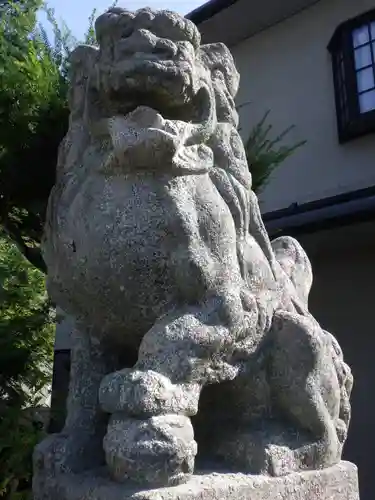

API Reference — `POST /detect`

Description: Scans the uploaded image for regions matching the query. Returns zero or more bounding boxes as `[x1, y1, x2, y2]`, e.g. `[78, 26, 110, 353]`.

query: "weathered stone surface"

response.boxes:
[34, 4, 356, 497]
[33, 461, 359, 500]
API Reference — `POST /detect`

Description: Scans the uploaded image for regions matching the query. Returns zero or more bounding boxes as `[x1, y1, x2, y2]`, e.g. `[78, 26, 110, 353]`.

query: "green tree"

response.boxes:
[0, 0, 71, 272]
[0, 232, 54, 499]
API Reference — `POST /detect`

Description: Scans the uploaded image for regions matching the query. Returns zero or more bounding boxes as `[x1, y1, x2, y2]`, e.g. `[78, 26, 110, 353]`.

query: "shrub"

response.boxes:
[0, 233, 54, 498]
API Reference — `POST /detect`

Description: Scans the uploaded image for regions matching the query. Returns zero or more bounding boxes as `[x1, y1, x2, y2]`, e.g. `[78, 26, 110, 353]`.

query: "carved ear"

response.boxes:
[66, 45, 99, 120]
[68, 44, 99, 80]
[95, 8, 135, 45]
[199, 42, 239, 98]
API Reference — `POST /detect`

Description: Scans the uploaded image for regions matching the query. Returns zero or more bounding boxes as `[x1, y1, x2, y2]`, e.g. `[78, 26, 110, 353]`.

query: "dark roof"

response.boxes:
[186, 0, 240, 25]
[263, 185, 375, 237]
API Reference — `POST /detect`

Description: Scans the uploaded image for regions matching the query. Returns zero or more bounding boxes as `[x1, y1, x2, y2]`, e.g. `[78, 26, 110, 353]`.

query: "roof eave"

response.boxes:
[263, 186, 375, 237]
[186, 0, 239, 24]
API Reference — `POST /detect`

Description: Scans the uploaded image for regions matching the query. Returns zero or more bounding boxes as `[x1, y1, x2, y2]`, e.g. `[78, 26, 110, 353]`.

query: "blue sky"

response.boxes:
[40, 1, 205, 40]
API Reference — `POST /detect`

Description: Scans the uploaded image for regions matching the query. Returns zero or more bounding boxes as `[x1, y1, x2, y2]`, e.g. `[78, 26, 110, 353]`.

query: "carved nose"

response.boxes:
[115, 29, 177, 59]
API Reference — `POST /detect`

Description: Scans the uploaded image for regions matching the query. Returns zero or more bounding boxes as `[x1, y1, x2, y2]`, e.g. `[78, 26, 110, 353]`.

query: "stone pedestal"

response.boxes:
[34, 461, 359, 500]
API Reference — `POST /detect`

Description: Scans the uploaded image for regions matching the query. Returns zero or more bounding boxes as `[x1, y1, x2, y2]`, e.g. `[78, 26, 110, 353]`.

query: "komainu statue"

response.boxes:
[34, 6, 353, 492]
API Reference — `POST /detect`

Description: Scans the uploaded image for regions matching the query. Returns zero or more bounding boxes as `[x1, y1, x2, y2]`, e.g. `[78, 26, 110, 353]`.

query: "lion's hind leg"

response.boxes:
[267, 310, 343, 475]
[206, 309, 344, 476]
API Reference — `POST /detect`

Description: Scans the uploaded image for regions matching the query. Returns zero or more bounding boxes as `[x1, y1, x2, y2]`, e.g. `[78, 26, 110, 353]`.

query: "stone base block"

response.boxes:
[34, 461, 359, 500]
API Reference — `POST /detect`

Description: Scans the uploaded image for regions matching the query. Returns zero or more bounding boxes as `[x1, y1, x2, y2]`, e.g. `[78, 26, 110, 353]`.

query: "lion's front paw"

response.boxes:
[103, 413, 197, 487]
[99, 369, 200, 417]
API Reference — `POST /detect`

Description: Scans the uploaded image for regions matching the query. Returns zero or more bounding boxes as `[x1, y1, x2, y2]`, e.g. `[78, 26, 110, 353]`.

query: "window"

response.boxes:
[328, 9, 375, 143]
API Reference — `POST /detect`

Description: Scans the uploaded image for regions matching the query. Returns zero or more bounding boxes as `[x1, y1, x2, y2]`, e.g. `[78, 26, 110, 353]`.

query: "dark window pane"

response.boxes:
[354, 44, 372, 69]
[353, 24, 370, 47]
[359, 89, 375, 113]
[356, 67, 375, 92]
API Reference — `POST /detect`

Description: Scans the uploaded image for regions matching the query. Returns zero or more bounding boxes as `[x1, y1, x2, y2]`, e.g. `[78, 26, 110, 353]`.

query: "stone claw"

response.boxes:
[103, 413, 197, 487]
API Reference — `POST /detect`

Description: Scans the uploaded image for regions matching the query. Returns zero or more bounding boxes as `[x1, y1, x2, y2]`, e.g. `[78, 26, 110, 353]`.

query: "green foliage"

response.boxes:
[0, 406, 45, 500]
[0, 235, 54, 404]
[0, 233, 54, 499]
[40, 4, 78, 75]
[84, 8, 98, 46]
[242, 109, 306, 194]
[0, 0, 70, 272]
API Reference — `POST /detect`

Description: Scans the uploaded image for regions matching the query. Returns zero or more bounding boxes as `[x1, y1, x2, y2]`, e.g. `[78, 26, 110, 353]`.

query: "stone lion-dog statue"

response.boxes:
[34, 6, 353, 490]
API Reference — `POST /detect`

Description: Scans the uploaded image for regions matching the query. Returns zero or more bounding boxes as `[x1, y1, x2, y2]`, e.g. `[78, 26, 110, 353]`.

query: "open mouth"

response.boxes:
[107, 87, 192, 121]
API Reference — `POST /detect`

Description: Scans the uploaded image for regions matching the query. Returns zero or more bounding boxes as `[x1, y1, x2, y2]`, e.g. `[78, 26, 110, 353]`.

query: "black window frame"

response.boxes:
[328, 9, 375, 143]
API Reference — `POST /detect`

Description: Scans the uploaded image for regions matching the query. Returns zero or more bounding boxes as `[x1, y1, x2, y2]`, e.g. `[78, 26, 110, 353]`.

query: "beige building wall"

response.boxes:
[232, 0, 375, 212]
